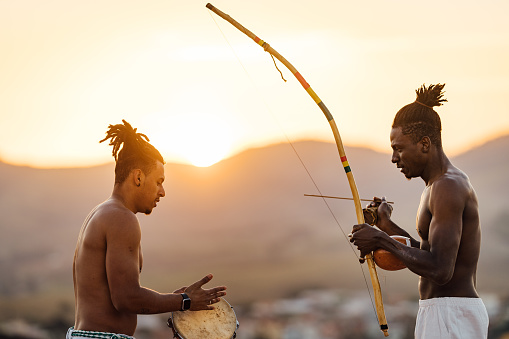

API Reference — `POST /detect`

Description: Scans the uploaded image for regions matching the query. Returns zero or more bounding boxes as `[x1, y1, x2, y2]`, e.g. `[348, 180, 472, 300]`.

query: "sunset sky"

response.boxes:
[1, 0, 508, 168]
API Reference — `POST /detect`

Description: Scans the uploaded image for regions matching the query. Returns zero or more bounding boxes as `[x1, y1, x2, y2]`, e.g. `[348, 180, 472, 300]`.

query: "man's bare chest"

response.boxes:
[417, 190, 432, 248]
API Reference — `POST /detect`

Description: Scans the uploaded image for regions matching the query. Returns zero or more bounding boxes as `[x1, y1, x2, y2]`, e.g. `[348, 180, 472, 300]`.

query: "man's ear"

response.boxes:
[420, 136, 431, 153]
[131, 169, 144, 187]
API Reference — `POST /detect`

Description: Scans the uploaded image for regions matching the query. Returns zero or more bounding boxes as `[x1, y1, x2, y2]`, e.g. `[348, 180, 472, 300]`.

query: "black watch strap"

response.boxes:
[180, 293, 191, 311]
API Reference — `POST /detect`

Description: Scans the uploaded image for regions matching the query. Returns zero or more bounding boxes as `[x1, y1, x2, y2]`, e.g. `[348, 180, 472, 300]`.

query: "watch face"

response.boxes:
[183, 298, 191, 310]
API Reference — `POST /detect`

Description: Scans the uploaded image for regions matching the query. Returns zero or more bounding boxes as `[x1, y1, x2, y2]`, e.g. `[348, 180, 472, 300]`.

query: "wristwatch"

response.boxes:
[180, 293, 191, 311]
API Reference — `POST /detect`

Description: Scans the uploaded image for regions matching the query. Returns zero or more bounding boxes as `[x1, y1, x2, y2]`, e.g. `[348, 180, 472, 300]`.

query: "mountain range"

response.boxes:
[1, 136, 508, 322]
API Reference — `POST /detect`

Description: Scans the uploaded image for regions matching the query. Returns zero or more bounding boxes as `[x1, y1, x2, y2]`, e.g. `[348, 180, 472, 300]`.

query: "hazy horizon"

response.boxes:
[2, 132, 508, 170]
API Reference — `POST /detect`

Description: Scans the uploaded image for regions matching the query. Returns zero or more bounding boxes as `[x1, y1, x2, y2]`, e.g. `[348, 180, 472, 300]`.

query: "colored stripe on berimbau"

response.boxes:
[306, 87, 321, 104]
[340, 156, 347, 162]
[344, 166, 352, 173]
[342, 160, 349, 168]
[294, 72, 310, 89]
[319, 102, 333, 121]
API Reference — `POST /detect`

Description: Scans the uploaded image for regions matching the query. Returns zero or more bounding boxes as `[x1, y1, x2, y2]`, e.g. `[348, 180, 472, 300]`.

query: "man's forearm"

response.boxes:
[113, 286, 183, 314]
[380, 219, 420, 248]
[380, 238, 455, 285]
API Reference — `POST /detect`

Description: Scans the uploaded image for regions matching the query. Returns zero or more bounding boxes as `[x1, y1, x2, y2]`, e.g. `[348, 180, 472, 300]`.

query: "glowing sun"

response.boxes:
[148, 112, 234, 167]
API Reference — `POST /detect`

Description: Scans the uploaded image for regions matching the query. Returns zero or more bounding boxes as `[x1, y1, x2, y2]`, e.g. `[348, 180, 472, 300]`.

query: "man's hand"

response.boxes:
[367, 196, 393, 231]
[184, 274, 227, 311]
[350, 223, 386, 258]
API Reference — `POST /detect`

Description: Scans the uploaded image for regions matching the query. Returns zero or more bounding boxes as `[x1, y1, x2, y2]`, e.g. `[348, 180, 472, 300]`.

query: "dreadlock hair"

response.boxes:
[392, 83, 447, 147]
[100, 120, 165, 184]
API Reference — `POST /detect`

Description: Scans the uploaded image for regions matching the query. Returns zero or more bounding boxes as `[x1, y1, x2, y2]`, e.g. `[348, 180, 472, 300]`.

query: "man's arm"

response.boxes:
[407, 178, 465, 284]
[377, 205, 420, 248]
[105, 209, 226, 314]
[352, 179, 465, 285]
[370, 197, 420, 248]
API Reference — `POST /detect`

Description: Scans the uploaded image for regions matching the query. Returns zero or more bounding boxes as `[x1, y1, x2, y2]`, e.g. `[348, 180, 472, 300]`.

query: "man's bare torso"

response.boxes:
[73, 200, 142, 335]
[416, 166, 481, 300]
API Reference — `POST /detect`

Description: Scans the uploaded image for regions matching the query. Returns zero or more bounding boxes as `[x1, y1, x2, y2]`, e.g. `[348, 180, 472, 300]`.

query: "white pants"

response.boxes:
[66, 327, 135, 339]
[415, 297, 488, 339]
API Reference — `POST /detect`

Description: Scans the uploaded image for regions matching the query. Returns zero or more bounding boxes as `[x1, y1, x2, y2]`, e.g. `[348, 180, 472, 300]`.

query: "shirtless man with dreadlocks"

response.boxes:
[350, 84, 489, 338]
[68, 120, 227, 339]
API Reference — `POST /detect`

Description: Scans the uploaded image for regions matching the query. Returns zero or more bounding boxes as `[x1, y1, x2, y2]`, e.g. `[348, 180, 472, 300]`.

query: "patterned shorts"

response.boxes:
[66, 327, 135, 339]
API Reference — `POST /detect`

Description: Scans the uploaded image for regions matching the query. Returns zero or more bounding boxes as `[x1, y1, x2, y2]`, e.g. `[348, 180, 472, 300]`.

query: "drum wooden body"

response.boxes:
[170, 298, 238, 339]
[373, 235, 410, 271]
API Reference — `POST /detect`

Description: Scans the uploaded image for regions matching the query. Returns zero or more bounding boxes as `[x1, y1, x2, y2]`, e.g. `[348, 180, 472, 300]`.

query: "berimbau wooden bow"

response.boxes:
[206, 3, 389, 336]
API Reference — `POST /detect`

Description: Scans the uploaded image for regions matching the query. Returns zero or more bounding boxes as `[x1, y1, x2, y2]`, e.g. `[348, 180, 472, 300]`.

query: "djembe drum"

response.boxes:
[168, 298, 239, 339]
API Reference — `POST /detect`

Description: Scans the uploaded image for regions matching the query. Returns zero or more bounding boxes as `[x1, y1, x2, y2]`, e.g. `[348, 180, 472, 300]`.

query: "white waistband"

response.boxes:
[419, 297, 484, 307]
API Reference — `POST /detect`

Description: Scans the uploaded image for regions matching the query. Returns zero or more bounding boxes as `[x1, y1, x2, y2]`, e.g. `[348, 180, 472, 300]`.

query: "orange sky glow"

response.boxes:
[1, 0, 508, 168]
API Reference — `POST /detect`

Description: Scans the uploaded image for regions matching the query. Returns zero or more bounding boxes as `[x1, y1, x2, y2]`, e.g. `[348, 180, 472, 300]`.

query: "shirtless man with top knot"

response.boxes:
[350, 84, 489, 338]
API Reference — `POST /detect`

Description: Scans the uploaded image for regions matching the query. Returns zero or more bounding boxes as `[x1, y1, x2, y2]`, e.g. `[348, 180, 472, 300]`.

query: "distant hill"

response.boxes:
[0, 136, 508, 321]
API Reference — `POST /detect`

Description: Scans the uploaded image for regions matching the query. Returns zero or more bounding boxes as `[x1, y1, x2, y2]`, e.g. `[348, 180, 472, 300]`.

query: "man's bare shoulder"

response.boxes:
[433, 167, 472, 194]
[86, 199, 141, 236]
[429, 167, 473, 212]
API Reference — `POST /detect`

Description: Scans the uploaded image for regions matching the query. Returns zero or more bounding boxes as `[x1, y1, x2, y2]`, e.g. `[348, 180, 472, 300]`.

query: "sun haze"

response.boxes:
[141, 110, 236, 168]
[1, 1, 508, 168]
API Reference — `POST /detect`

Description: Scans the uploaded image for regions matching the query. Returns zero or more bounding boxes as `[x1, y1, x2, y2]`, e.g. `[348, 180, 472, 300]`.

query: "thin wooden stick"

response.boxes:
[304, 194, 394, 204]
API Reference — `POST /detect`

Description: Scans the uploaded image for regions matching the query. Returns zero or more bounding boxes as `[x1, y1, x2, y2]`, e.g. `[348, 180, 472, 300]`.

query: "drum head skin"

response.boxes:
[172, 298, 237, 339]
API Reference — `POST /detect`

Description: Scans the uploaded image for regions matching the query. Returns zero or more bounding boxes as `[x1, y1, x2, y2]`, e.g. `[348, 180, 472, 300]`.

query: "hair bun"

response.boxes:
[99, 120, 150, 161]
[415, 83, 447, 108]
